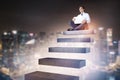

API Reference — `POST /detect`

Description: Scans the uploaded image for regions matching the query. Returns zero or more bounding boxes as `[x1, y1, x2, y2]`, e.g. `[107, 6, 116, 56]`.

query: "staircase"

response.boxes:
[25, 30, 96, 80]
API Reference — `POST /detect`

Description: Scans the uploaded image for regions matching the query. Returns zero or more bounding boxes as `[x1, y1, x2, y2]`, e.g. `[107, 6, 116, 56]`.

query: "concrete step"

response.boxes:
[25, 71, 79, 80]
[43, 52, 91, 60]
[57, 34, 96, 38]
[39, 58, 86, 68]
[49, 43, 93, 48]
[34, 64, 85, 76]
[48, 42, 94, 48]
[57, 37, 93, 42]
[62, 30, 95, 35]
[49, 47, 90, 53]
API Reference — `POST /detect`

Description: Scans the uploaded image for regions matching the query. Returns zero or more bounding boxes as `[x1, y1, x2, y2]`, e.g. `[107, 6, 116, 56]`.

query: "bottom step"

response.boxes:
[25, 71, 79, 80]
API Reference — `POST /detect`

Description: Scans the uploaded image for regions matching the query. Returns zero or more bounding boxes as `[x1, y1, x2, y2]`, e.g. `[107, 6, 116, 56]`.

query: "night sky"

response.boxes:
[0, 0, 120, 39]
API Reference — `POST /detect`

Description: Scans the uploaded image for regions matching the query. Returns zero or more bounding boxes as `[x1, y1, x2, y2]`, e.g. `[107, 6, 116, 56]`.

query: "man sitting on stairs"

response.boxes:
[68, 6, 91, 31]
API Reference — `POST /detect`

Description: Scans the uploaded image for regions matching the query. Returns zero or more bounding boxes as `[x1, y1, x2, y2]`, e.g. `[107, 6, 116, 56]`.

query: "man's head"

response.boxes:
[79, 6, 85, 13]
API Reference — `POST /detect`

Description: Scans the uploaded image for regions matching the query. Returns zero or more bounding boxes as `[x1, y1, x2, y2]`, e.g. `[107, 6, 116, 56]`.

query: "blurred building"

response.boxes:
[0, 30, 35, 68]
[118, 40, 120, 55]
[97, 27, 108, 66]
[106, 28, 113, 47]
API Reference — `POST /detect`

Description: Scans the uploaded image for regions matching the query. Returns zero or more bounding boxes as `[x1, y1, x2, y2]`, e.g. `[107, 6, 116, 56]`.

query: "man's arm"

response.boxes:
[86, 13, 91, 23]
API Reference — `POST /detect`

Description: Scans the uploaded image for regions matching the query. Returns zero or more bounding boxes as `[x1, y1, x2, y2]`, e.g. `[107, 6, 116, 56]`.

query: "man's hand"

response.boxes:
[72, 17, 76, 21]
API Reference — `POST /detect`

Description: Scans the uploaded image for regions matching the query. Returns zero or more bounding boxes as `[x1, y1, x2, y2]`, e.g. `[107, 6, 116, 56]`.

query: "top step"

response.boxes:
[62, 30, 95, 35]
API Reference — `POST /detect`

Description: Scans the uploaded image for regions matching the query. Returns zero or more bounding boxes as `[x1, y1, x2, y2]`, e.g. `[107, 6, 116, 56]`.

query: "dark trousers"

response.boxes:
[69, 20, 88, 30]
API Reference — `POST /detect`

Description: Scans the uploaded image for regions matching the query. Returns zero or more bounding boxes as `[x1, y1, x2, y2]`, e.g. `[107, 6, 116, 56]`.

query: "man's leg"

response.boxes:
[74, 24, 83, 30]
[70, 20, 78, 28]
[74, 23, 88, 30]
[68, 21, 79, 31]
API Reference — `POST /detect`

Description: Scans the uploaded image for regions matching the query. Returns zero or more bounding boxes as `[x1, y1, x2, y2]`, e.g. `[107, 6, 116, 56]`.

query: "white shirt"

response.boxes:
[73, 12, 91, 24]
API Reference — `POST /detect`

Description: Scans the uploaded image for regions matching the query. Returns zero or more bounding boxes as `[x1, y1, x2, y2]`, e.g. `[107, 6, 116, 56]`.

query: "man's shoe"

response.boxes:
[67, 28, 73, 31]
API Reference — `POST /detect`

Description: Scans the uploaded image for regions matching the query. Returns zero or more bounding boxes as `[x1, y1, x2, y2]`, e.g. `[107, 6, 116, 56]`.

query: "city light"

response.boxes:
[3, 32, 7, 35]
[98, 27, 104, 31]
[113, 40, 118, 44]
[12, 30, 17, 35]
[109, 51, 115, 55]
[29, 33, 34, 37]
